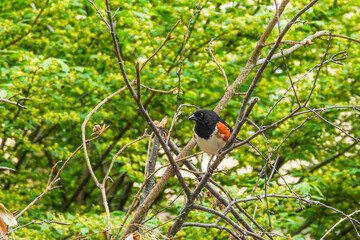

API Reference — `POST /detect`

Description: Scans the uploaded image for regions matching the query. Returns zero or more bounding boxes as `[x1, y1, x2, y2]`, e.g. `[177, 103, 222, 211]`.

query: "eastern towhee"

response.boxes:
[189, 109, 237, 155]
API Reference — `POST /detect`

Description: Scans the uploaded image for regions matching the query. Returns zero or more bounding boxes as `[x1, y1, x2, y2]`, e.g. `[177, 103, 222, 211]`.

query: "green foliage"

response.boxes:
[0, 0, 359, 239]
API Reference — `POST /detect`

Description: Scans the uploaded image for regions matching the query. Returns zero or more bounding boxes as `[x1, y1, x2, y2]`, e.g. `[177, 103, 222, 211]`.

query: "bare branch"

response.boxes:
[2, 0, 50, 49]
[0, 220, 69, 239]
[104, 130, 150, 185]
[166, 104, 199, 144]
[280, 49, 301, 106]
[305, 106, 360, 142]
[94, 3, 192, 239]
[184, 222, 243, 240]
[320, 210, 360, 240]
[206, 38, 229, 89]
[112, 7, 120, 19]
[0, 167, 15, 172]
[138, 126, 166, 230]
[168, 1, 201, 144]
[294, 105, 360, 116]
[86, 0, 110, 29]
[214, 0, 290, 115]
[125, 0, 291, 236]
[139, 84, 181, 95]
[0, 92, 29, 109]
[263, 40, 306, 46]
[15, 127, 109, 219]
[139, 19, 181, 72]
[303, 30, 333, 106]
[136, 62, 141, 101]
[297, 141, 358, 183]
[191, 205, 267, 240]
[256, 30, 328, 66]
[325, 33, 360, 44]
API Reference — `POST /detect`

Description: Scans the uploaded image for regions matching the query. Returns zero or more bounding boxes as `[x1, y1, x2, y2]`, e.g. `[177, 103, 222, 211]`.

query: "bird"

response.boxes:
[188, 109, 234, 155]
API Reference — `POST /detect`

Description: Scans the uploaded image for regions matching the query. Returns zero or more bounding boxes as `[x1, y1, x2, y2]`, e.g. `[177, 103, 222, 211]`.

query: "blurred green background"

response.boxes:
[0, 0, 359, 239]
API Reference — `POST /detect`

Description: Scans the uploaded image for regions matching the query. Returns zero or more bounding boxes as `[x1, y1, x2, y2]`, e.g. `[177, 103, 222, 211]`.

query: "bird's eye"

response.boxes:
[195, 112, 204, 118]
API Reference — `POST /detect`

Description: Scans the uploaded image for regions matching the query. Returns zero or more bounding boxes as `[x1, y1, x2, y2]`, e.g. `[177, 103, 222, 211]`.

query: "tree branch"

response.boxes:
[0, 220, 69, 239]
[206, 38, 229, 89]
[256, 30, 328, 66]
[0, 93, 29, 109]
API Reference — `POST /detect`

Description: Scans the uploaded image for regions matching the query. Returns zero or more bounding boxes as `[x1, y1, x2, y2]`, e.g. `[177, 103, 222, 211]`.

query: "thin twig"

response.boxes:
[168, 1, 202, 144]
[0, 220, 69, 239]
[136, 62, 141, 101]
[139, 20, 181, 72]
[124, 0, 291, 236]
[0, 167, 16, 172]
[256, 30, 328, 66]
[206, 38, 228, 89]
[305, 106, 359, 142]
[263, 40, 306, 46]
[143, 185, 187, 225]
[87, 0, 110, 29]
[191, 205, 267, 240]
[112, 7, 120, 19]
[16, 126, 109, 219]
[325, 33, 360, 44]
[0, 93, 29, 109]
[2, 0, 50, 49]
[293, 105, 360, 116]
[166, 104, 199, 144]
[260, 50, 347, 126]
[104, 131, 150, 185]
[97, 3, 192, 238]
[280, 49, 301, 106]
[303, 30, 333, 106]
[183, 222, 242, 240]
[139, 84, 180, 95]
[320, 210, 360, 239]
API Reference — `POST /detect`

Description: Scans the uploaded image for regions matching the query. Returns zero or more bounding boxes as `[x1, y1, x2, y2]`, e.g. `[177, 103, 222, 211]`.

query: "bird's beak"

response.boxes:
[188, 114, 196, 121]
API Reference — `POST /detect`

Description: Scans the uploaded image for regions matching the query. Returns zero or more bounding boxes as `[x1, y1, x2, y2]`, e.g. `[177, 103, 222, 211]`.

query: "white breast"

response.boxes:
[194, 126, 227, 155]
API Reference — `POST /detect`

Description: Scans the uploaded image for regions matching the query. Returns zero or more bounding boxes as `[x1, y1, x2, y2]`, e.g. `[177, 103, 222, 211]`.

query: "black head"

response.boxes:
[188, 109, 220, 127]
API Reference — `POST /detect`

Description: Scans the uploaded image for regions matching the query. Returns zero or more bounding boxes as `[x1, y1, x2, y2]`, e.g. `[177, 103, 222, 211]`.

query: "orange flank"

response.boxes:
[216, 122, 231, 141]
[132, 232, 146, 240]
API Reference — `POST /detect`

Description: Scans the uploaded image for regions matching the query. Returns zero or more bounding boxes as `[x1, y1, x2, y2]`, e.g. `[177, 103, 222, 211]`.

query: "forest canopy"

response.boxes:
[0, 0, 359, 239]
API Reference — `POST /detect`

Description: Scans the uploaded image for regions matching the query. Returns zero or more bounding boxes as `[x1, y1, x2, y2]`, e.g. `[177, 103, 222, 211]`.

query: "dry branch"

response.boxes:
[0, 220, 69, 239]
[15, 126, 109, 220]
[123, 0, 291, 237]
[256, 30, 328, 66]
[85, 0, 360, 239]
[206, 38, 229, 89]
[0, 93, 29, 109]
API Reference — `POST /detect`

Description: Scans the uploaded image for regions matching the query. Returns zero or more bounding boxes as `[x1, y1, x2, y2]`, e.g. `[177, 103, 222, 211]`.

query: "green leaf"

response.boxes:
[67, 213, 76, 220]
[294, 182, 311, 194]
[54, 58, 70, 72]
[74, 66, 84, 72]
[293, 235, 305, 240]
[43, 58, 52, 70]
[132, 11, 148, 19]
[40, 224, 50, 230]
[0, 90, 7, 98]
[80, 227, 89, 235]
